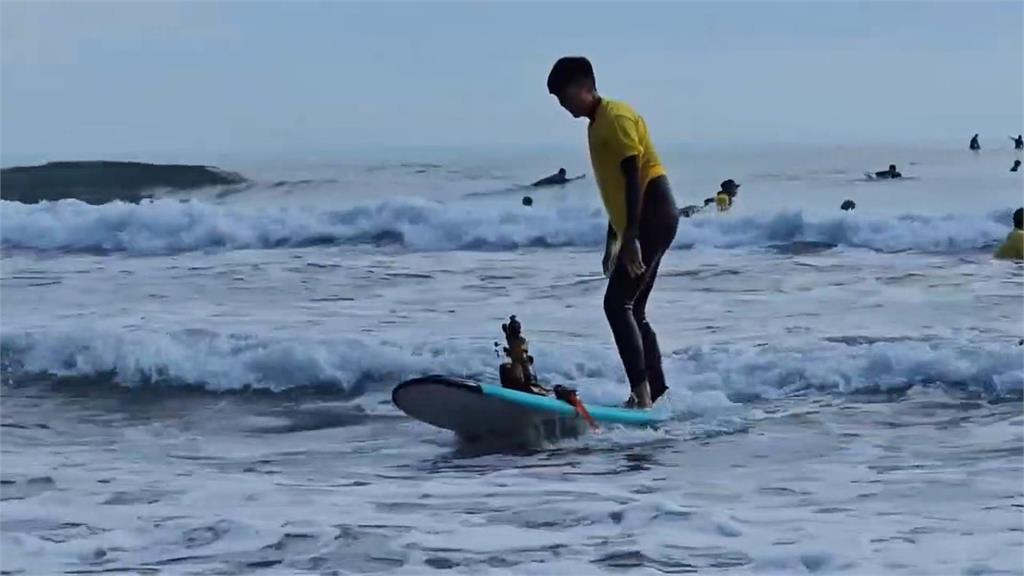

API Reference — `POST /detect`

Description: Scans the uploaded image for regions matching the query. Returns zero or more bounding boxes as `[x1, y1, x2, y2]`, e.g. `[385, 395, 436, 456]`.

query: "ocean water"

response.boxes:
[1, 144, 1022, 575]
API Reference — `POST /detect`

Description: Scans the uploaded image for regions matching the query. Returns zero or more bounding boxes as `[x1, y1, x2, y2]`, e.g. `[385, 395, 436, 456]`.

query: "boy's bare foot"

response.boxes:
[622, 381, 652, 409]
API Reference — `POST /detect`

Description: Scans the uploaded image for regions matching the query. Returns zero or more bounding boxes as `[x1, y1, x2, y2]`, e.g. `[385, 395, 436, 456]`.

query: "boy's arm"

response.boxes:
[619, 155, 642, 241]
[617, 154, 646, 276]
[603, 111, 644, 239]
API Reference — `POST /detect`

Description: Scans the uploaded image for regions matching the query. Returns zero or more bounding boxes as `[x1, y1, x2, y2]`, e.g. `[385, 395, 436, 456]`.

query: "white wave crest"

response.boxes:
[1, 199, 1012, 256]
[3, 329, 1019, 404]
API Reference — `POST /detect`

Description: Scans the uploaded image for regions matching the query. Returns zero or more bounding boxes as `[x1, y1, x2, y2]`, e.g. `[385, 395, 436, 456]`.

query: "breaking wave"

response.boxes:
[0, 198, 1011, 256]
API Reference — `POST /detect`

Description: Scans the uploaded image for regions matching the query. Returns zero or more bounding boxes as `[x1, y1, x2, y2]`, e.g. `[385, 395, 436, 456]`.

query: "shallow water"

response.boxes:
[2, 144, 1022, 574]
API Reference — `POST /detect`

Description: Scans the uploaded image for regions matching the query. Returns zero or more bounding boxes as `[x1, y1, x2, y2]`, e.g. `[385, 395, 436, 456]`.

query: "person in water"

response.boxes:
[716, 179, 739, 212]
[874, 164, 903, 179]
[532, 167, 585, 187]
[547, 56, 678, 408]
[1011, 134, 1023, 150]
[1012, 160, 1021, 173]
[994, 208, 1024, 261]
[841, 199, 856, 211]
[970, 134, 981, 151]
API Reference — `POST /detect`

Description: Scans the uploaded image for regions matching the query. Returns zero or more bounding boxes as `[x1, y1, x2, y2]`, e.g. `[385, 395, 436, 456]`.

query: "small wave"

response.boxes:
[2, 198, 1013, 257]
[0, 329, 490, 394]
[665, 339, 1023, 404]
[3, 329, 1019, 405]
[0, 198, 605, 255]
[676, 210, 1010, 253]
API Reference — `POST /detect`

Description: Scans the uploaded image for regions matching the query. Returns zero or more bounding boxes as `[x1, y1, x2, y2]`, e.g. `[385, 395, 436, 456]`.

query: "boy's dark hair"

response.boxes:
[1014, 207, 1023, 229]
[547, 57, 595, 95]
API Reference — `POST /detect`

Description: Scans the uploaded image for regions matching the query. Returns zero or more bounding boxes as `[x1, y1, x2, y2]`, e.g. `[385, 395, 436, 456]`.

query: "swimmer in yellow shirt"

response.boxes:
[715, 179, 740, 212]
[547, 56, 679, 408]
[994, 208, 1024, 261]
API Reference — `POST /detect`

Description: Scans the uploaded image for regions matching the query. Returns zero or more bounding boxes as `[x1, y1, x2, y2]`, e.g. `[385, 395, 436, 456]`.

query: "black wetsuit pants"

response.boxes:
[604, 175, 679, 403]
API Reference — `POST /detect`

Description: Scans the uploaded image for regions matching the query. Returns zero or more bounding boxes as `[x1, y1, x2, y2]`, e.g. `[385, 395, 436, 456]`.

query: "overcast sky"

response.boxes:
[2, 1, 1022, 162]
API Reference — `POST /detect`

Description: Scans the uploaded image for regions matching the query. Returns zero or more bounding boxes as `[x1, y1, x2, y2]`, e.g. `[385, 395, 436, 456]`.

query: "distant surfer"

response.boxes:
[1012, 134, 1023, 150]
[1012, 160, 1021, 173]
[873, 164, 903, 179]
[531, 167, 585, 187]
[994, 208, 1024, 261]
[970, 134, 981, 151]
[547, 56, 678, 408]
[715, 179, 739, 212]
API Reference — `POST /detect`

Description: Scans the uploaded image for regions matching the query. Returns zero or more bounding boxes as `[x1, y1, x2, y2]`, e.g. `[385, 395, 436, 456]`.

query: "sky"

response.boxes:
[2, 1, 1022, 163]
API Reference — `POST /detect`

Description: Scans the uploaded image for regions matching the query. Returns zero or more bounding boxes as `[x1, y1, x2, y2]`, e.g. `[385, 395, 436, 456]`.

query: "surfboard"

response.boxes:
[862, 172, 916, 182]
[392, 375, 664, 442]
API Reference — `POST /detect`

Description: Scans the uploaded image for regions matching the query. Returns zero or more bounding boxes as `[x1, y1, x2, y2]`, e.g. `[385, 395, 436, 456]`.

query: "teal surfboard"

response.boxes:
[392, 375, 664, 442]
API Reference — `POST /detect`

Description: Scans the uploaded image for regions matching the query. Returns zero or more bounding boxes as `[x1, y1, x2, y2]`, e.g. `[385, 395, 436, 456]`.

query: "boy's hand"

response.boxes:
[618, 237, 645, 278]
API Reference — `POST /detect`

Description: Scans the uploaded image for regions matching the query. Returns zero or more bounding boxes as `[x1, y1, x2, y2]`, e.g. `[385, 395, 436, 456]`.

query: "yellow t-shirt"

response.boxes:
[587, 99, 667, 236]
[716, 192, 732, 212]
[994, 229, 1024, 260]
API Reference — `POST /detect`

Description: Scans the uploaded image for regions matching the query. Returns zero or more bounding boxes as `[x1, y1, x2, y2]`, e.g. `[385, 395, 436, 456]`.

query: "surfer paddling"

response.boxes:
[532, 167, 585, 187]
[547, 56, 678, 409]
